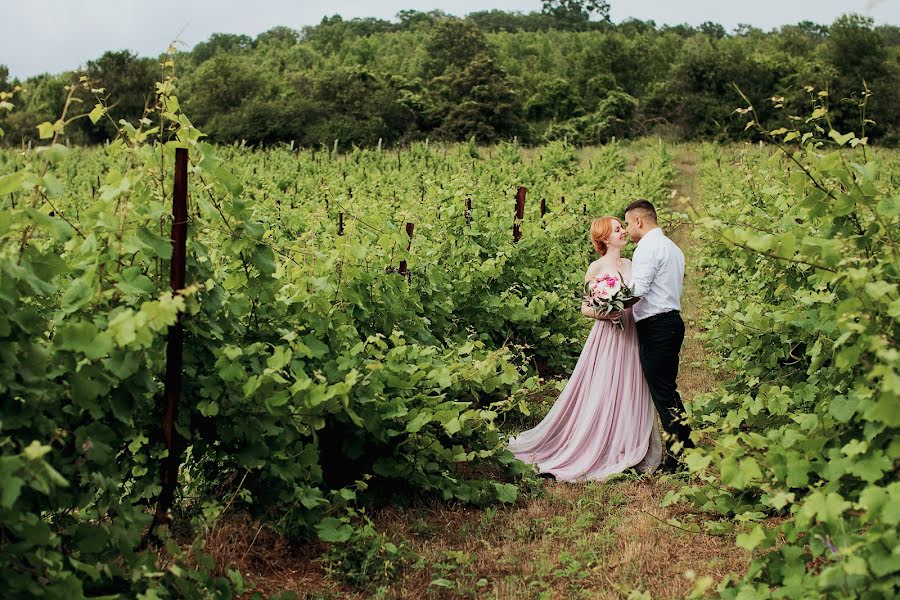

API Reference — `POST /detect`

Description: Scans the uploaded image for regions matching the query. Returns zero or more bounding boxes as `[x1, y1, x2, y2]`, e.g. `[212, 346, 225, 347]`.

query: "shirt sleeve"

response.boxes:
[631, 241, 657, 297]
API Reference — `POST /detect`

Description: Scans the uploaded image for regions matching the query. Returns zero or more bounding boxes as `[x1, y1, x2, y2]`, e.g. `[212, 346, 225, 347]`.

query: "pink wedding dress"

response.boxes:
[508, 288, 662, 481]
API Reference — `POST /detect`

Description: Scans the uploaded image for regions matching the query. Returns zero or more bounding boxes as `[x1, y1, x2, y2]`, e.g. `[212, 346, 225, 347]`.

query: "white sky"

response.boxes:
[1, 0, 898, 79]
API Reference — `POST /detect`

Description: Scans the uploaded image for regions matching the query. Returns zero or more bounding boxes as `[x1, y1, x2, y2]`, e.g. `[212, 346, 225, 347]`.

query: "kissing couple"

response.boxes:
[508, 199, 695, 479]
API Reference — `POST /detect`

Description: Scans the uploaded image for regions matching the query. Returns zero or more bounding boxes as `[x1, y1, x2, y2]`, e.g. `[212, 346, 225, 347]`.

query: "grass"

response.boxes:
[212, 475, 748, 599]
[199, 146, 750, 599]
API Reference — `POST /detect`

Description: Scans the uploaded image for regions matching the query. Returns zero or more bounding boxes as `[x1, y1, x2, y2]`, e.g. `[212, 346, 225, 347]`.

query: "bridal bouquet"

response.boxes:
[583, 273, 637, 330]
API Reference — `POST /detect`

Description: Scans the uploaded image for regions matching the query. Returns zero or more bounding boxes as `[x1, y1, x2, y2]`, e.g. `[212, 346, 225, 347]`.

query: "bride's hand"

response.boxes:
[581, 304, 621, 321]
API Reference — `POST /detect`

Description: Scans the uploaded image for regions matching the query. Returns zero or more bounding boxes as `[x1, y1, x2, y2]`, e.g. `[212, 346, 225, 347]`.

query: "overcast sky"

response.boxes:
[2, 1, 897, 80]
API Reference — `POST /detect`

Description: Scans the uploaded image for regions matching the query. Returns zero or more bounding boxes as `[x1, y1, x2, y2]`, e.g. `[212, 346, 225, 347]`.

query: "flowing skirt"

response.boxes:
[508, 308, 662, 481]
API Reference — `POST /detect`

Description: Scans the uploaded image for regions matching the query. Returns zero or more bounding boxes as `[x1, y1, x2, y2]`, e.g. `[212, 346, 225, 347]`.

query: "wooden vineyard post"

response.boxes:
[465, 196, 472, 226]
[338, 212, 344, 236]
[147, 147, 189, 543]
[540, 198, 547, 218]
[513, 186, 526, 243]
[398, 222, 414, 279]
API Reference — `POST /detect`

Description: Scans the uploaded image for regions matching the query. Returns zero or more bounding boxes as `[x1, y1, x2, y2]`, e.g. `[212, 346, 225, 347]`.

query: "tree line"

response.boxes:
[1, 3, 898, 148]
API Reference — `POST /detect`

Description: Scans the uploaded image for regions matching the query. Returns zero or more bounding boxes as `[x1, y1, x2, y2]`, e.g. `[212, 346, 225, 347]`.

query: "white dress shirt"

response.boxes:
[630, 227, 684, 322]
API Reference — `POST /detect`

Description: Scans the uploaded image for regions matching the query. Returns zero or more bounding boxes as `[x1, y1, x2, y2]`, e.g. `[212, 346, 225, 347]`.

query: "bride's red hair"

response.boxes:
[590, 216, 617, 255]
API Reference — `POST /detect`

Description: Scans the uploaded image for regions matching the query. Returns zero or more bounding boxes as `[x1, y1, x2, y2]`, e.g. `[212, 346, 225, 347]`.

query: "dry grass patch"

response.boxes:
[228, 474, 748, 599]
[179, 513, 335, 599]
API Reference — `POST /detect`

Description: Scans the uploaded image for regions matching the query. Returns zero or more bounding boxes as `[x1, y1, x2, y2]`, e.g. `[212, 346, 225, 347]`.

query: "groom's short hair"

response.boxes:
[624, 199, 657, 223]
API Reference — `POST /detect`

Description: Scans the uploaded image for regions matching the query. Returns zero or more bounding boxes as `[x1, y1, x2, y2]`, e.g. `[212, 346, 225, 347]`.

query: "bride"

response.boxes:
[508, 216, 662, 480]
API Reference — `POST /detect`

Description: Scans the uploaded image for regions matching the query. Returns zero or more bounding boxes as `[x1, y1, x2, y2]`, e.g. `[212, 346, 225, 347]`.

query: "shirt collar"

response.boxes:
[638, 227, 663, 245]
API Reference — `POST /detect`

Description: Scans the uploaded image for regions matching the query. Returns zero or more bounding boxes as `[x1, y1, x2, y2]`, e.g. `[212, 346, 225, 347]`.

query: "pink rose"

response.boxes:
[604, 276, 622, 296]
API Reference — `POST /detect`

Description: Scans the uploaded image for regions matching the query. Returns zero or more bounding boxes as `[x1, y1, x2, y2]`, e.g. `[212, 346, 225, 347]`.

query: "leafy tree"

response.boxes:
[466, 10, 533, 32]
[665, 35, 750, 139]
[396, 9, 449, 30]
[541, 0, 610, 24]
[182, 54, 269, 132]
[733, 23, 763, 37]
[789, 20, 830, 39]
[699, 21, 727, 39]
[827, 14, 887, 84]
[82, 50, 157, 142]
[432, 55, 524, 143]
[468, 10, 559, 33]
[544, 89, 637, 144]
[191, 32, 255, 64]
[305, 68, 415, 146]
[826, 14, 895, 140]
[877, 24, 900, 46]
[778, 22, 829, 55]
[616, 18, 657, 36]
[200, 95, 314, 144]
[301, 16, 352, 53]
[0, 73, 68, 144]
[524, 78, 582, 121]
[255, 26, 300, 46]
[422, 19, 493, 78]
[584, 72, 620, 103]
[343, 17, 397, 37]
[301, 15, 398, 51]
[660, 23, 698, 37]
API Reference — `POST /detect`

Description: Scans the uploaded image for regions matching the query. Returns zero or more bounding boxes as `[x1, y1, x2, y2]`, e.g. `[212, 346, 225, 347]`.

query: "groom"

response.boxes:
[624, 199, 694, 470]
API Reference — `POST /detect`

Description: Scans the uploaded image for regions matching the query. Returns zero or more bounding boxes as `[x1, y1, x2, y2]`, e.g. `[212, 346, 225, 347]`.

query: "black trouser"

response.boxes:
[636, 311, 694, 452]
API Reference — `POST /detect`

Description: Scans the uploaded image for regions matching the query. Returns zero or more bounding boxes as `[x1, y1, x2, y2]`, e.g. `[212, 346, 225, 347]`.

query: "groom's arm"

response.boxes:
[631, 243, 658, 298]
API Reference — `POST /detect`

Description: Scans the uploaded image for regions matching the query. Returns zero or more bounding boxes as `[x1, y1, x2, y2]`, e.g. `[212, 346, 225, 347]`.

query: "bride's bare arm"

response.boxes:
[582, 264, 614, 320]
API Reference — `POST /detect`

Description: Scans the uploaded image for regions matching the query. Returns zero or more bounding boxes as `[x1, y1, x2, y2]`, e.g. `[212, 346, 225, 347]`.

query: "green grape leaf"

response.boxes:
[0, 171, 25, 195]
[736, 524, 766, 550]
[315, 518, 353, 543]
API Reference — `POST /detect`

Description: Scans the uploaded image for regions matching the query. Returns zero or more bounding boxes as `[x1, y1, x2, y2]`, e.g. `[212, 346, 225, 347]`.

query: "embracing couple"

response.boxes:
[508, 199, 694, 480]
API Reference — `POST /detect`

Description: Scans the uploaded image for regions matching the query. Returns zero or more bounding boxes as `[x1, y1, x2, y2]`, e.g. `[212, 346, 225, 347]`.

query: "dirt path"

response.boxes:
[668, 147, 719, 400]
[231, 147, 747, 599]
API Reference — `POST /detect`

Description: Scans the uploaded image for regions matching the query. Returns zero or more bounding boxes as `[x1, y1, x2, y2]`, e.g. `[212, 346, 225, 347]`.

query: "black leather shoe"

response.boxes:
[658, 457, 681, 474]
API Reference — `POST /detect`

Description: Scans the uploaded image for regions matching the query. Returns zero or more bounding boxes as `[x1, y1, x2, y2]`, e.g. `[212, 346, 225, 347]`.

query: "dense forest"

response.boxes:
[1, 2, 898, 147]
